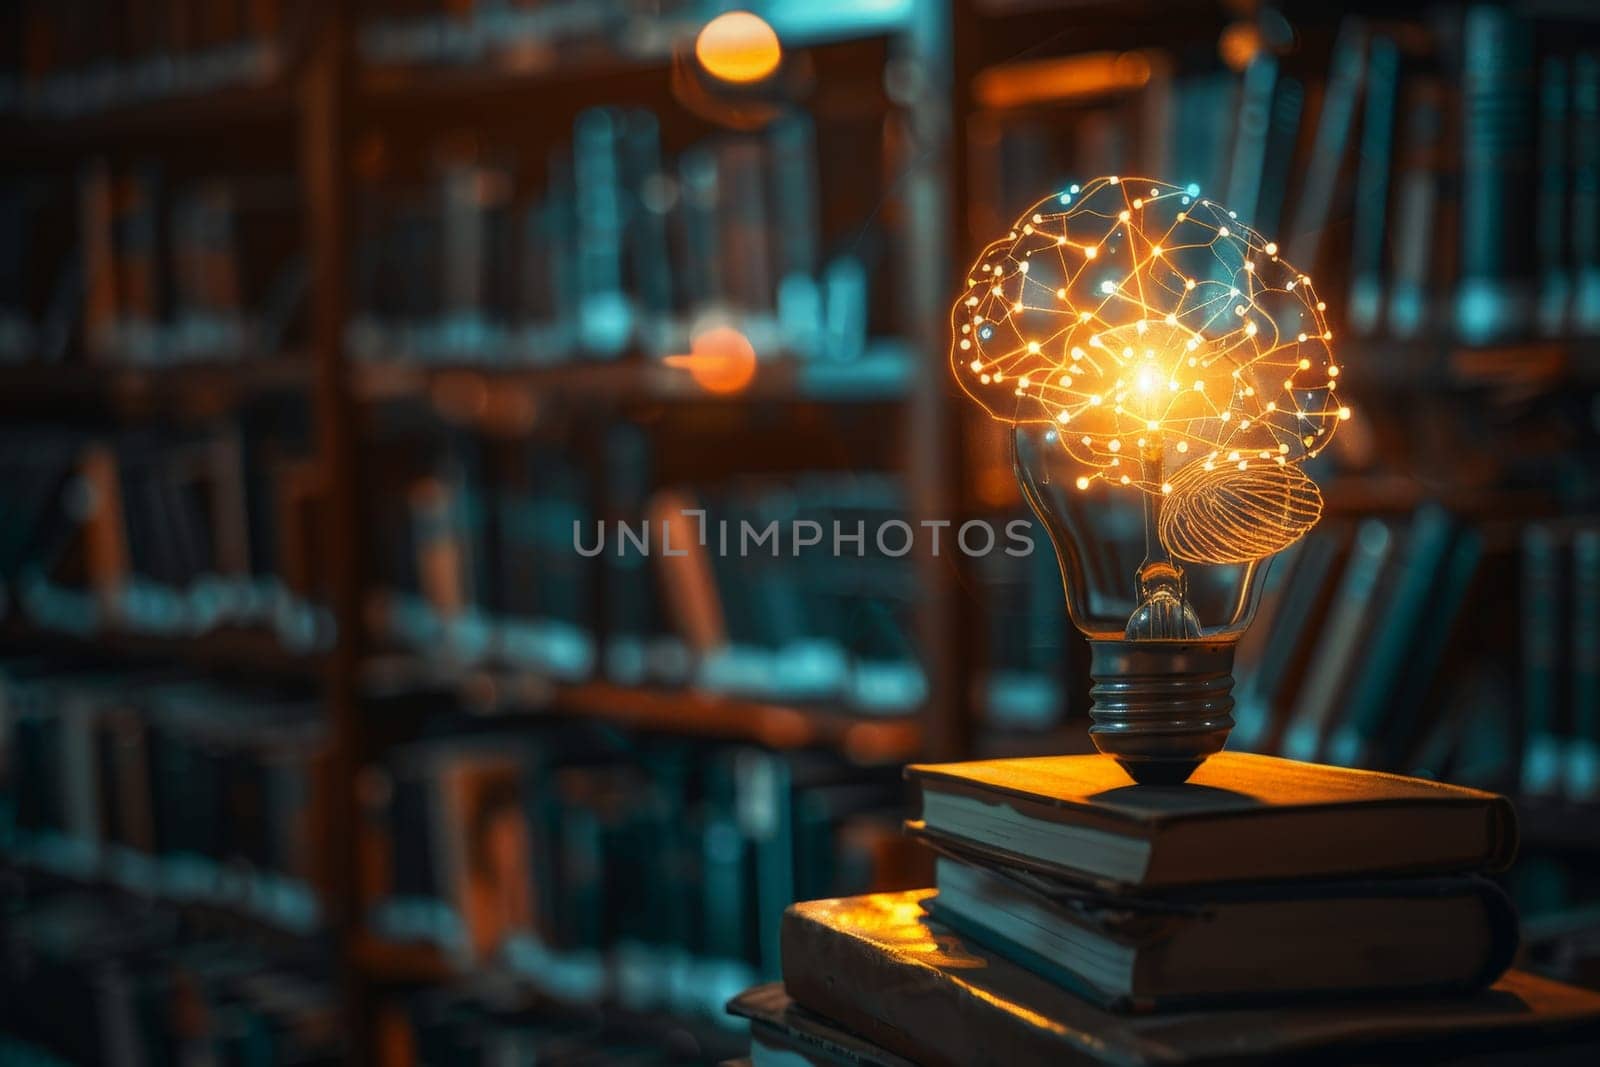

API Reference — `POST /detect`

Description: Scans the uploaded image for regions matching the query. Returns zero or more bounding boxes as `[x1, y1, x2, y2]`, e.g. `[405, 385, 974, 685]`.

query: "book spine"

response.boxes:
[1224, 53, 1279, 229]
[1573, 52, 1600, 332]
[1455, 5, 1537, 343]
[1536, 54, 1571, 337]
[718, 138, 774, 316]
[1287, 19, 1367, 271]
[1255, 74, 1305, 238]
[80, 160, 119, 362]
[1388, 78, 1446, 339]
[781, 900, 1089, 1067]
[1570, 527, 1600, 799]
[1326, 506, 1457, 767]
[620, 110, 673, 341]
[1281, 519, 1393, 762]
[1521, 524, 1566, 795]
[572, 108, 632, 357]
[1348, 36, 1399, 336]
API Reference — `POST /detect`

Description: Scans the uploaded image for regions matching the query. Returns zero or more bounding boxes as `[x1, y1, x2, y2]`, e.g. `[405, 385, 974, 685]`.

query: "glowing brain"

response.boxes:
[952, 176, 1349, 563]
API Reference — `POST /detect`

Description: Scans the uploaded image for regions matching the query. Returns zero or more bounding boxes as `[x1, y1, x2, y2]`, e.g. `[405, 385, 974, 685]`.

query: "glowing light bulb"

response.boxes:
[951, 175, 1347, 783]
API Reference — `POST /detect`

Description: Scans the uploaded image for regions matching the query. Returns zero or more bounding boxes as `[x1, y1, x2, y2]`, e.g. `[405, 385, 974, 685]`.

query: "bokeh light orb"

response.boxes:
[666, 325, 758, 395]
[695, 12, 782, 85]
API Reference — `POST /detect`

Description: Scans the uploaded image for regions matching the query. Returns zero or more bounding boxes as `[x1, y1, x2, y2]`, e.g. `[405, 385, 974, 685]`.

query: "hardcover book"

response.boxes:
[926, 852, 1517, 1011]
[905, 751, 1517, 890]
[779, 892, 1600, 1067]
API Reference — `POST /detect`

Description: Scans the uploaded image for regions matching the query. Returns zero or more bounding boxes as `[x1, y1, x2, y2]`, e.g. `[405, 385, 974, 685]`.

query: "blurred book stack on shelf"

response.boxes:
[0, 2, 298, 121]
[7, 0, 1600, 1063]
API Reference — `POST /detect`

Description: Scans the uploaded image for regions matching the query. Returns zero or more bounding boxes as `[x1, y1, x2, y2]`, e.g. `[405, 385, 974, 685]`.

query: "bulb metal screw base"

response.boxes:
[1087, 639, 1236, 785]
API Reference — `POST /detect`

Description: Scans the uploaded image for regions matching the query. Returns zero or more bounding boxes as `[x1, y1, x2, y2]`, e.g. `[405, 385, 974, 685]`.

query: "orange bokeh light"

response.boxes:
[694, 11, 782, 84]
[665, 326, 759, 395]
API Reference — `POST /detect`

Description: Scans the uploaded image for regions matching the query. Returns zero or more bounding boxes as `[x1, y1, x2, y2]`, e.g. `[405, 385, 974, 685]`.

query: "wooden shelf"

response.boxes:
[559, 680, 921, 763]
[0, 358, 311, 419]
[351, 933, 748, 1061]
[361, 657, 921, 764]
[352, 347, 912, 413]
[0, 621, 325, 680]
[0, 78, 297, 161]
[1516, 796, 1600, 854]
[4, 856, 326, 950]
[1338, 337, 1600, 394]
[357, 31, 893, 127]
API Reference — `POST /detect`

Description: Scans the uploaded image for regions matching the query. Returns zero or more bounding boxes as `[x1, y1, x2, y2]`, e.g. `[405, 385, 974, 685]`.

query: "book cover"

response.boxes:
[780, 892, 1600, 1067]
[927, 851, 1517, 1012]
[906, 750, 1517, 889]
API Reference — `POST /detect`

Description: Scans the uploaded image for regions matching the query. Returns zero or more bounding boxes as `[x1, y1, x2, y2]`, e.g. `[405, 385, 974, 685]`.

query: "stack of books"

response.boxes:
[730, 752, 1600, 1065]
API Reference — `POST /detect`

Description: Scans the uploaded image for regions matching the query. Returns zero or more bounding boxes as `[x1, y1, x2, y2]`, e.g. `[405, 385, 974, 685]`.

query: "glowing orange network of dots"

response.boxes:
[951, 176, 1350, 562]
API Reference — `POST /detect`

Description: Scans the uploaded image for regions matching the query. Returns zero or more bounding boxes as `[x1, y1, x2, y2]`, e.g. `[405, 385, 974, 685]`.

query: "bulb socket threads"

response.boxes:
[1088, 638, 1236, 785]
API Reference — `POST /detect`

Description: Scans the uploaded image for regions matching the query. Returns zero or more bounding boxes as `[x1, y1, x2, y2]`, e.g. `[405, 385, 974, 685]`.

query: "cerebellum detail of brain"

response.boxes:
[952, 177, 1345, 490]
[1159, 460, 1324, 564]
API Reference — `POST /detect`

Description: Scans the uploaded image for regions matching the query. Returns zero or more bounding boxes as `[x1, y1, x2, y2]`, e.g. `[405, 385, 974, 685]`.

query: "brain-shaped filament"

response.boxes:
[953, 176, 1348, 564]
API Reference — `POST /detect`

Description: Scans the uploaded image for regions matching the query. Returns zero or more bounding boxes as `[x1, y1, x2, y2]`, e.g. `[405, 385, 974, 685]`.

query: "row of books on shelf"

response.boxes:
[369, 425, 1069, 719]
[0, 658, 330, 934]
[376, 982, 738, 1067]
[982, 8, 1600, 354]
[2, 1, 296, 119]
[0, 891, 341, 1065]
[0, 166, 305, 366]
[0, 426, 332, 651]
[350, 105, 876, 367]
[360, 715, 920, 1017]
[1230, 504, 1600, 804]
[356, 0, 701, 69]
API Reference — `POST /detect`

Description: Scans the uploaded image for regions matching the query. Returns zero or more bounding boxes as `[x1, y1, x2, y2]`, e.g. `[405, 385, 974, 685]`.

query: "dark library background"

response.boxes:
[3, 0, 1600, 1063]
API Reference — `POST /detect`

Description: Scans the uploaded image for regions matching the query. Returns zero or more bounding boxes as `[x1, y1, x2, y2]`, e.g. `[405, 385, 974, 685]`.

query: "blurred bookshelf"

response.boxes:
[7, 0, 1600, 1063]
